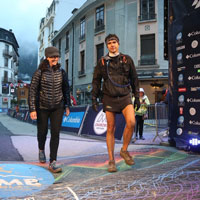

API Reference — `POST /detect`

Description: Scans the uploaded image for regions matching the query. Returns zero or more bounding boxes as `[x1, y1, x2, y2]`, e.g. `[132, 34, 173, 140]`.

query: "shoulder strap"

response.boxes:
[106, 60, 130, 88]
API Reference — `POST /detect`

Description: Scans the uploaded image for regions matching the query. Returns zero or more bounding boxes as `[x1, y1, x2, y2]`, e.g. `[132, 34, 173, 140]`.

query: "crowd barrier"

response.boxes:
[7, 105, 126, 140]
[145, 103, 168, 142]
[7, 103, 169, 141]
[0, 108, 8, 113]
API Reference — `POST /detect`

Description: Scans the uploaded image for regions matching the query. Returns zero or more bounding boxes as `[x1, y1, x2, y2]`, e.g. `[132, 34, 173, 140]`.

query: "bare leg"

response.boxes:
[122, 104, 136, 151]
[106, 111, 116, 161]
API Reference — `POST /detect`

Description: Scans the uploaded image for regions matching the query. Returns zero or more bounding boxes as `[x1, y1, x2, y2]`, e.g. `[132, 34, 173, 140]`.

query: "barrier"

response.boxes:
[80, 105, 126, 140]
[0, 108, 8, 113]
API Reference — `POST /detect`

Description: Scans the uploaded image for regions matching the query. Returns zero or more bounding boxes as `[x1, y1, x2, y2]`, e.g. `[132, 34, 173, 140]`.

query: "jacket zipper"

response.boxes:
[52, 69, 55, 106]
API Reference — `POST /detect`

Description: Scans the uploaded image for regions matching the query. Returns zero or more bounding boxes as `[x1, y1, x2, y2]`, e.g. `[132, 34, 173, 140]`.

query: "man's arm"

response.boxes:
[92, 60, 103, 111]
[129, 56, 139, 98]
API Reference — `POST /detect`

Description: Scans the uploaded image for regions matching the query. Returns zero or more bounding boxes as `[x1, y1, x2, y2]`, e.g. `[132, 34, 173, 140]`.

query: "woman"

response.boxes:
[29, 46, 70, 173]
[133, 88, 150, 140]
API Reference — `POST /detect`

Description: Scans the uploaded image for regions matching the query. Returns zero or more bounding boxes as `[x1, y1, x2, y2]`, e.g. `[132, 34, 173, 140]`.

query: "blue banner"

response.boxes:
[62, 112, 85, 128]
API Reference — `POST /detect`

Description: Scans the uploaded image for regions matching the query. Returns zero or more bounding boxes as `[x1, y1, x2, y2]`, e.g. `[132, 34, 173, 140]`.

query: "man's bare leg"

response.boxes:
[122, 104, 136, 151]
[119, 104, 135, 166]
[105, 111, 116, 161]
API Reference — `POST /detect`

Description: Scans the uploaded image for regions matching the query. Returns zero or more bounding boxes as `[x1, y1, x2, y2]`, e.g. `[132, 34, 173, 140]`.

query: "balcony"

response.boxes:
[138, 13, 157, 22]
[3, 50, 12, 58]
[95, 24, 105, 34]
[78, 69, 86, 77]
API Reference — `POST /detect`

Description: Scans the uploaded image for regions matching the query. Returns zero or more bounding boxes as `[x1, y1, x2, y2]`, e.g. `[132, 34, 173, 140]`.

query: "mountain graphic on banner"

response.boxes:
[192, 0, 200, 9]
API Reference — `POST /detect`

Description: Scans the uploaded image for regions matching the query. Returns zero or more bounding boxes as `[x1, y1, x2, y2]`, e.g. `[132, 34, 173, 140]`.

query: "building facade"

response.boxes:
[38, 0, 75, 64]
[52, 0, 168, 105]
[0, 28, 19, 108]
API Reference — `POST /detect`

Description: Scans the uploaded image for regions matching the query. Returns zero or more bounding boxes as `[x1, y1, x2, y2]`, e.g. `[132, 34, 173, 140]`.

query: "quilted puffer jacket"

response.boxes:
[29, 59, 70, 112]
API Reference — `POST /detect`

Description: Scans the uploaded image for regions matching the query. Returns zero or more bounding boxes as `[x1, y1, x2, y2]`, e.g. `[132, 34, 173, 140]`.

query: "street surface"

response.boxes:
[0, 113, 200, 200]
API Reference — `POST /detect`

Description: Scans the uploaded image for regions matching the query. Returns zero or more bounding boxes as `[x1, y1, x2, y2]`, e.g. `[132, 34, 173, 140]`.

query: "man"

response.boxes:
[29, 47, 70, 173]
[92, 34, 140, 172]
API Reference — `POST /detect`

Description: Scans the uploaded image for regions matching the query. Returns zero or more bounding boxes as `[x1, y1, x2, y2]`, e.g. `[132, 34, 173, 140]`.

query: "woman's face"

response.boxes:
[47, 56, 59, 67]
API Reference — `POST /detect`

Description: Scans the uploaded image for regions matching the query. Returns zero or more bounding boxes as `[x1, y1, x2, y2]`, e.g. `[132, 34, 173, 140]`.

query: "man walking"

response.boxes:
[92, 34, 140, 172]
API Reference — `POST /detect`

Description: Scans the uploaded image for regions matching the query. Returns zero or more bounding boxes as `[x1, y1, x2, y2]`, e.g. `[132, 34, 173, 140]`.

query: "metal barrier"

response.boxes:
[145, 103, 169, 142]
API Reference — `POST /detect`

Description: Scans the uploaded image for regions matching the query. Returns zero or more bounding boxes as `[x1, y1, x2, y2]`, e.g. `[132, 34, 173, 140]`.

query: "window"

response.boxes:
[80, 17, 86, 41]
[79, 51, 85, 76]
[58, 38, 61, 53]
[3, 71, 8, 82]
[5, 44, 9, 53]
[20, 90, 25, 96]
[4, 57, 8, 67]
[140, 34, 155, 65]
[139, 0, 155, 21]
[66, 32, 69, 51]
[65, 59, 69, 75]
[95, 5, 105, 32]
[96, 43, 104, 62]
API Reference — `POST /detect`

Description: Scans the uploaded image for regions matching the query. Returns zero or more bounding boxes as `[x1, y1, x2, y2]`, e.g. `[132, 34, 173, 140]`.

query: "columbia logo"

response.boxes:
[192, 0, 200, 9]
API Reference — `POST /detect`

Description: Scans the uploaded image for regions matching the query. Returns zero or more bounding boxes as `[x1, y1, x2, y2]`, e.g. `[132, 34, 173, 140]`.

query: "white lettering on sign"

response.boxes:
[186, 53, 200, 59]
[188, 31, 200, 37]
[0, 179, 41, 187]
[188, 75, 200, 80]
[187, 98, 200, 103]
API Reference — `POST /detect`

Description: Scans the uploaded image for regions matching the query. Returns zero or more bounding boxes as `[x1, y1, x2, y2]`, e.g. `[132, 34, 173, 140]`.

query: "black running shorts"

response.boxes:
[103, 93, 133, 113]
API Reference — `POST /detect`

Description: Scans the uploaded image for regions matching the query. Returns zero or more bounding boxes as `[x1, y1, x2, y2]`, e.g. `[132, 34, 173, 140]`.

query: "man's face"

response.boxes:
[107, 40, 119, 54]
[47, 56, 59, 67]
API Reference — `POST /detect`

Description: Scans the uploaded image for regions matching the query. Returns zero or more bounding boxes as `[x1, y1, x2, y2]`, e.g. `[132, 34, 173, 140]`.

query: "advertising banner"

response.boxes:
[61, 106, 87, 133]
[169, 0, 200, 148]
[81, 105, 126, 140]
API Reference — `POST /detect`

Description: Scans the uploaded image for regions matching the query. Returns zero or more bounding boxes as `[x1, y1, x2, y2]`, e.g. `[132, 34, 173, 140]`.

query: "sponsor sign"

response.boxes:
[169, 1, 200, 148]
[93, 109, 107, 135]
[0, 164, 54, 199]
[62, 112, 85, 128]
[81, 105, 126, 140]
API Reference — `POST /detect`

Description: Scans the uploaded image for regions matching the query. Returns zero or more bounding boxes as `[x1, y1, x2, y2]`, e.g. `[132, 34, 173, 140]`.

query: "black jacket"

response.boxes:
[29, 59, 70, 112]
[92, 53, 139, 100]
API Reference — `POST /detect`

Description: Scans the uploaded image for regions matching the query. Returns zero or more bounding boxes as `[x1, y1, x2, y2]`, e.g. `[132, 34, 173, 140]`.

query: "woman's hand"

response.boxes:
[30, 111, 37, 120]
[65, 107, 70, 116]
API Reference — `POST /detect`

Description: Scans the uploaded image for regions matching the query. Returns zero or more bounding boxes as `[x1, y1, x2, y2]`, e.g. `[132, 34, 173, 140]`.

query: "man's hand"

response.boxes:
[92, 97, 99, 112]
[92, 103, 99, 112]
[65, 107, 70, 116]
[134, 97, 140, 111]
[30, 111, 37, 120]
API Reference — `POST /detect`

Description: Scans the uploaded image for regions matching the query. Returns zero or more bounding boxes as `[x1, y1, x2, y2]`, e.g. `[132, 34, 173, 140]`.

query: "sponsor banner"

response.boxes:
[81, 105, 126, 140]
[61, 106, 87, 133]
[0, 108, 8, 113]
[0, 164, 54, 199]
[169, 0, 200, 148]
[62, 112, 85, 128]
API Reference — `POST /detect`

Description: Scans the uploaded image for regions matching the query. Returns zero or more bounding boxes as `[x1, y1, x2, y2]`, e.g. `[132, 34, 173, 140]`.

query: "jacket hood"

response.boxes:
[38, 59, 61, 72]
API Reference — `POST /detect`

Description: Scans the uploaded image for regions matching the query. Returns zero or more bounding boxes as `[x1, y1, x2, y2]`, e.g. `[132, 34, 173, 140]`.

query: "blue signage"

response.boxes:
[0, 164, 54, 198]
[62, 112, 85, 128]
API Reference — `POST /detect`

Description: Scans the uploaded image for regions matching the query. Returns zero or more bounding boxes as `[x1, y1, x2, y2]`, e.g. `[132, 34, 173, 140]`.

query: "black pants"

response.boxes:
[37, 107, 64, 163]
[135, 115, 144, 138]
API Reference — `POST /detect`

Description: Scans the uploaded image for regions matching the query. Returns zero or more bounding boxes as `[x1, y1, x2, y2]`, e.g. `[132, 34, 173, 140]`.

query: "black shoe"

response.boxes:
[39, 150, 46, 163]
[48, 161, 62, 173]
[136, 136, 139, 140]
[140, 136, 145, 140]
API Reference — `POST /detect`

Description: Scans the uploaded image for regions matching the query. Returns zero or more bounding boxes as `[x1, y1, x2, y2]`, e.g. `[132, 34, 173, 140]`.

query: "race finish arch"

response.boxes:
[168, 0, 200, 149]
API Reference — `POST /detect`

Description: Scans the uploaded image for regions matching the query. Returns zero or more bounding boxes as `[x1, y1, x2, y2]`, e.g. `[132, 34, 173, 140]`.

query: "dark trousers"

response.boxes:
[37, 107, 64, 163]
[135, 115, 144, 138]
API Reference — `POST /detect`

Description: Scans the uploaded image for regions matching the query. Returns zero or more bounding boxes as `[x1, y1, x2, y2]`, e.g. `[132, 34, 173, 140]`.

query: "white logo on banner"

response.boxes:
[189, 107, 196, 116]
[191, 40, 199, 48]
[93, 109, 107, 135]
[192, 0, 200, 9]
